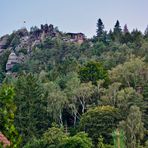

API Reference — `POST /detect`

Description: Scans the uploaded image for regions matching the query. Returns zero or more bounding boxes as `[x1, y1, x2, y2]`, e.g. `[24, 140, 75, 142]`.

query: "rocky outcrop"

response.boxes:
[30, 24, 57, 42]
[6, 50, 25, 72]
[13, 28, 28, 38]
[0, 35, 9, 54]
[0, 23, 86, 74]
[41, 24, 56, 37]
[0, 35, 9, 49]
[6, 51, 19, 71]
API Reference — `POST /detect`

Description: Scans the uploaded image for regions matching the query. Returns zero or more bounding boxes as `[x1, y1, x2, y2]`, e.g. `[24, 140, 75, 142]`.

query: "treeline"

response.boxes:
[0, 19, 148, 148]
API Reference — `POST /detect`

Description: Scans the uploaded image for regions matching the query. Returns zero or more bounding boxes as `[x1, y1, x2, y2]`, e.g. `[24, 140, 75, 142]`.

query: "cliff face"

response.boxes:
[0, 35, 9, 54]
[6, 51, 18, 71]
[0, 24, 58, 53]
[0, 24, 85, 73]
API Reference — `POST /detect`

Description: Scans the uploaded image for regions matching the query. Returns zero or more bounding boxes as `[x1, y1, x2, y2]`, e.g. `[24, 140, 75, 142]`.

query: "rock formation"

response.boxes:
[6, 51, 18, 71]
[0, 35, 9, 54]
[0, 23, 86, 73]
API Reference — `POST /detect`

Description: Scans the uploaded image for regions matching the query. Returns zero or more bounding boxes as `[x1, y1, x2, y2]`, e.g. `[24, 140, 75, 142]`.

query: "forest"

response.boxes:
[0, 19, 148, 148]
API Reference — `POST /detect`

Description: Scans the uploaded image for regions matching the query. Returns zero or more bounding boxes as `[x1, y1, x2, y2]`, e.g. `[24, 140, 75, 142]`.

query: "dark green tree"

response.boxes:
[131, 29, 143, 47]
[121, 24, 132, 44]
[97, 19, 105, 38]
[113, 20, 122, 42]
[114, 20, 122, 34]
[123, 24, 129, 34]
[0, 50, 10, 71]
[0, 67, 5, 83]
[144, 25, 148, 38]
[79, 61, 109, 85]
[79, 106, 120, 145]
[14, 73, 49, 144]
[23, 138, 47, 148]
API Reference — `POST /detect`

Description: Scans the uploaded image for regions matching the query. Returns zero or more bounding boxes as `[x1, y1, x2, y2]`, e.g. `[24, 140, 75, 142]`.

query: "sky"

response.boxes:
[0, 0, 148, 37]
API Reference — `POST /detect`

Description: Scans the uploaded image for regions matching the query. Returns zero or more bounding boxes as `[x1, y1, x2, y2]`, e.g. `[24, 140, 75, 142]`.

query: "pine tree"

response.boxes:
[96, 19, 104, 37]
[144, 25, 148, 38]
[113, 20, 122, 42]
[123, 24, 129, 34]
[121, 25, 132, 44]
[114, 20, 122, 34]
[14, 73, 49, 144]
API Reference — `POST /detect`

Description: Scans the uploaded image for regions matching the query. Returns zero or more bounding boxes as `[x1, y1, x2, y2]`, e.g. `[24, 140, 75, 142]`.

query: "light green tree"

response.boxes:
[109, 57, 148, 89]
[73, 82, 94, 114]
[43, 125, 67, 148]
[97, 136, 105, 148]
[119, 106, 144, 148]
[59, 132, 93, 148]
[101, 86, 144, 117]
[43, 81, 67, 126]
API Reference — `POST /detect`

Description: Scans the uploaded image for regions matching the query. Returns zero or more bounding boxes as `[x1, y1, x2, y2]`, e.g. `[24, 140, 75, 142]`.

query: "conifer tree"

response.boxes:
[113, 20, 122, 42]
[96, 19, 104, 37]
[123, 24, 129, 34]
[114, 20, 122, 34]
[14, 73, 49, 144]
[144, 25, 148, 38]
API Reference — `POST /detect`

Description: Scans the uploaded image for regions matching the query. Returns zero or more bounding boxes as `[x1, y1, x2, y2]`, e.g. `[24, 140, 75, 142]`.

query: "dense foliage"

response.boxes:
[0, 19, 148, 148]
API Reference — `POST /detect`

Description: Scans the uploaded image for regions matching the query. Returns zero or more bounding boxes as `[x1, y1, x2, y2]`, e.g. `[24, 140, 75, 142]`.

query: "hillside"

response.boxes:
[0, 20, 148, 148]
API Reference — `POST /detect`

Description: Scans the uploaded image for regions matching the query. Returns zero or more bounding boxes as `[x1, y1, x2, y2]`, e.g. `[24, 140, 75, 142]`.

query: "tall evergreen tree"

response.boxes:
[113, 20, 122, 42]
[114, 20, 122, 34]
[14, 73, 49, 144]
[131, 29, 143, 47]
[144, 25, 148, 38]
[96, 19, 104, 37]
[123, 24, 129, 34]
[121, 25, 132, 44]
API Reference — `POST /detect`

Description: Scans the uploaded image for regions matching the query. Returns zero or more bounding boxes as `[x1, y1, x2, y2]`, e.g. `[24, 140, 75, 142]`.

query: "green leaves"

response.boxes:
[79, 61, 109, 85]
[119, 106, 144, 148]
[59, 132, 93, 148]
[43, 81, 67, 126]
[109, 57, 147, 88]
[0, 84, 21, 147]
[79, 106, 120, 145]
[96, 19, 105, 38]
[14, 73, 49, 144]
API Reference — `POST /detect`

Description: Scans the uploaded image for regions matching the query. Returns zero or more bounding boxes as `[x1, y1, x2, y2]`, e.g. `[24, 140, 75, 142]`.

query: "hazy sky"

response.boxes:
[0, 0, 148, 37]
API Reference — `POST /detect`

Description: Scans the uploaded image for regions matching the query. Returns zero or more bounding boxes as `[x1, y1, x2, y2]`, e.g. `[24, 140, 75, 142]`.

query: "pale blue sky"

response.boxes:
[0, 0, 148, 37]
